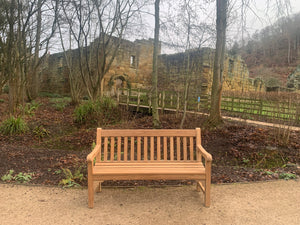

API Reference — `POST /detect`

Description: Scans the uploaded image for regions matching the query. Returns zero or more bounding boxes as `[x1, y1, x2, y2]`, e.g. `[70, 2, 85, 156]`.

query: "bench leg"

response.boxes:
[204, 177, 211, 207]
[196, 181, 201, 192]
[96, 181, 103, 193]
[88, 171, 94, 208]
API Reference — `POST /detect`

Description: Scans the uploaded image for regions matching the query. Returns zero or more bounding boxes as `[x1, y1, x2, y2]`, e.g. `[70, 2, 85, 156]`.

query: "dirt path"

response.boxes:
[1, 180, 299, 225]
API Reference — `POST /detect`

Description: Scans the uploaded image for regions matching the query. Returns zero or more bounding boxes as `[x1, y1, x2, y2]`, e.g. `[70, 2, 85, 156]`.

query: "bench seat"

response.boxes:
[93, 162, 205, 180]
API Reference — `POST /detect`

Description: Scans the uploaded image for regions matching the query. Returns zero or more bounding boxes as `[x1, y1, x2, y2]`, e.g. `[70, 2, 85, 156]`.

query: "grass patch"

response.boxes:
[0, 116, 28, 135]
[50, 97, 71, 111]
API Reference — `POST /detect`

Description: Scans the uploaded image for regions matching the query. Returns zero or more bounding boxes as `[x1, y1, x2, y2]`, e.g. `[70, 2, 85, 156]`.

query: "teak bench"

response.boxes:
[87, 128, 212, 208]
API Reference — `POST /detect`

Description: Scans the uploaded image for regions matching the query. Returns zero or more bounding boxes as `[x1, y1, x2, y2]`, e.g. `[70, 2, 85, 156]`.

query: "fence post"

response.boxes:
[176, 92, 180, 116]
[162, 91, 165, 113]
[137, 89, 140, 111]
[126, 89, 130, 111]
[148, 93, 152, 113]
[295, 105, 300, 124]
[259, 100, 263, 116]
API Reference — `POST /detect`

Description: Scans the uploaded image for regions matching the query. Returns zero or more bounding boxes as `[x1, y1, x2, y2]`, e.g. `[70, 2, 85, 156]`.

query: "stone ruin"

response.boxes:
[287, 65, 300, 91]
[41, 37, 254, 97]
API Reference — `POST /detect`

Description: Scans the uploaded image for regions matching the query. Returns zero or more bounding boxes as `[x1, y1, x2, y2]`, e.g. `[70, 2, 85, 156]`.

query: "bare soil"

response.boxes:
[0, 94, 299, 187]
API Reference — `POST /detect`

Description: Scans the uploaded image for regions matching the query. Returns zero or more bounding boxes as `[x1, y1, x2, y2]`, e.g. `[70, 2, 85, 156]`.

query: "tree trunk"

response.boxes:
[151, 0, 161, 128]
[28, 0, 42, 100]
[207, 0, 228, 126]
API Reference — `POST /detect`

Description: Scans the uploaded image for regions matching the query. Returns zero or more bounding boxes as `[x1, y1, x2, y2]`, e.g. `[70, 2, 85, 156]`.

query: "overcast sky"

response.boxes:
[50, 0, 300, 54]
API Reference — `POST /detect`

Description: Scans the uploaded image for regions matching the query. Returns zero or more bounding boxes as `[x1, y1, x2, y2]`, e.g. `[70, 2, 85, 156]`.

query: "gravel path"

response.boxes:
[1, 180, 299, 225]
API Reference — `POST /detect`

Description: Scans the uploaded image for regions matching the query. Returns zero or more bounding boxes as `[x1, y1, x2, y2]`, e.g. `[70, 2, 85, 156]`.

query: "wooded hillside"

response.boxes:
[237, 13, 300, 87]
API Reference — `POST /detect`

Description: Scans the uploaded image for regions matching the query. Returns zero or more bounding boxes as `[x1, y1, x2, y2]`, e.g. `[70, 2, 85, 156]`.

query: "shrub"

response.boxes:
[74, 97, 121, 125]
[73, 100, 95, 123]
[59, 167, 84, 188]
[0, 116, 28, 135]
[50, 97, 71, 111]
[18, 100, 41, 116]
[279, 173, 296, 180]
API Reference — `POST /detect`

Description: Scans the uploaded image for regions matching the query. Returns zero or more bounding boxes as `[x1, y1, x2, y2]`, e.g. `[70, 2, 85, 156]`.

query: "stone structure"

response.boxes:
[41, 38, 253, 97]
[158, 48, 253, 97]
[287, 65, 300, 91]
[41, 38, 156, 95]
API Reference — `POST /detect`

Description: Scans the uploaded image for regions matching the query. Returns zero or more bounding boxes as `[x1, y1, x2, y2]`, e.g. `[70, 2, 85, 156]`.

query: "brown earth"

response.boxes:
[0, 180, 299, 225]
[0, 94, 299, 187]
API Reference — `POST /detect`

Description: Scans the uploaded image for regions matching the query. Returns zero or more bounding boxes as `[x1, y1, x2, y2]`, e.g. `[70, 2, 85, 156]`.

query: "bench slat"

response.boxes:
[163, 137, 167, 160]
[190, 137, 194, 160]
[110, 137, 115, 161]
[130, 137, 134, 161]
[104, 137, 108, 161]
[150, 136, 154, 161]
[157, 137, 161, 160]
[101, 129, 196, 137]
[95, 162, 203, 167]
[117, 137, 121, 162]
[124, 137, 128, 161]
[93, 165, 205, 175]
[177, 137, 180, 161]
[93, 173, 206, 181]
[170, 137, 174, 161]
[144, 137, 148, 161]
[137, 137, 141, 161]
[183, 137, 187, 161]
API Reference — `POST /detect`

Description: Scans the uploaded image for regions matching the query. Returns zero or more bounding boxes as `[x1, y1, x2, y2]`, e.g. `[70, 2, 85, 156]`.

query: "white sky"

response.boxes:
[49, 0, 300, 54]
[245, 0, 300, 32]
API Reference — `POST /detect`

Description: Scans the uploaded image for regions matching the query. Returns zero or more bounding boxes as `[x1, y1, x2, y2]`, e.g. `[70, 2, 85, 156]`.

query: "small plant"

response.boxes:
[1, 170, 33, 183]
[0, 116, 28, 135]
[18, 101, 41, 116]
[242, 158, 250, 164]
[1, 170, 14, 182]
[279, 173, 296, 180]
[59, 167, 84, 188]
[33, 125, 50, 139]
[50, 97, 71, 111]
[14, 172, 34, 183]
[54, 169, 62, 174]
[264, 171, 274, 175]
[0, 99, 4, 103]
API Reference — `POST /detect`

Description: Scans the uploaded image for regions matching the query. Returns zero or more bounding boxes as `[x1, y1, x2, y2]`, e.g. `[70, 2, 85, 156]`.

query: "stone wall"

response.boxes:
[41, 38, 156, 96]
[158, 48, 254, 97]
[287, 65, 300, 91]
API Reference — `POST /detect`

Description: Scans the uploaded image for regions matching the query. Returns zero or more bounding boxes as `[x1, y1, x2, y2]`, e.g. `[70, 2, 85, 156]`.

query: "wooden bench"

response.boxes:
[87, 128, 212, 208]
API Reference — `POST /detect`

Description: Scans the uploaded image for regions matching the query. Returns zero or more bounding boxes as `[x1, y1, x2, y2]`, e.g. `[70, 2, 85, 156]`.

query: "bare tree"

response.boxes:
[57, 8, 84, 105]
[59, 0, 142, 101]
[207, 0, 228, 126]
[1, 0, 58, 113]
[151, 0, 161, 128]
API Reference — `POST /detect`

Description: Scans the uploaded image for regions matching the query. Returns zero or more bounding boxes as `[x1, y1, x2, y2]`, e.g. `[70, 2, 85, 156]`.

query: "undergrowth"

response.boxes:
[74, 97, 121, 126]
[0, 116, 28, 135]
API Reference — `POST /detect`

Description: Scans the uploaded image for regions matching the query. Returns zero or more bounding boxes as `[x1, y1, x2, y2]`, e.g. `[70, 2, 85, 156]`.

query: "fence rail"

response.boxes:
[114, 88, 300, 125]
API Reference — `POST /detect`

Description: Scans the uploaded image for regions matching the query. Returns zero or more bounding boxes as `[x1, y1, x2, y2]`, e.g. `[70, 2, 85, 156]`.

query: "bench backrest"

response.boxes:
[96, 128, 202, 163]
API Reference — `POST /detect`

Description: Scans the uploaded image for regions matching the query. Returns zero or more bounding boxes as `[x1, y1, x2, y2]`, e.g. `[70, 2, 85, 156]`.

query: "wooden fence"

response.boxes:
[115, 88, 300, 124]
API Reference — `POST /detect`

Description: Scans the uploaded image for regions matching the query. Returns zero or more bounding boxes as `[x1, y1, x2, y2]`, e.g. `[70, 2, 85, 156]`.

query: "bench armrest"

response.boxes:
[87, 145, 101, 163]
[196, 145, 212, 162]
